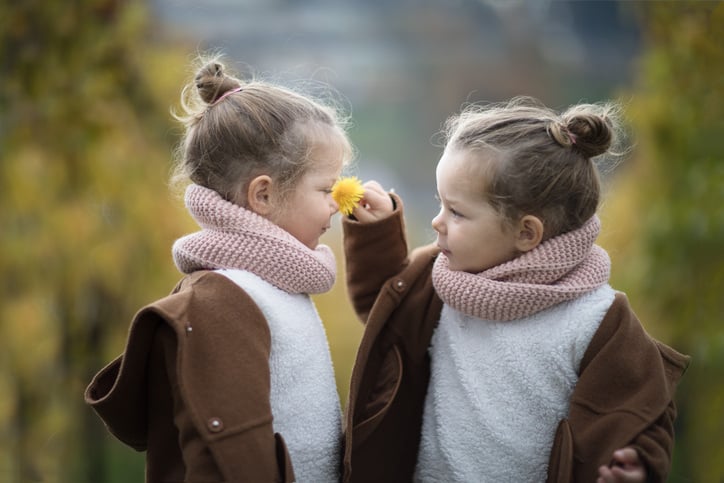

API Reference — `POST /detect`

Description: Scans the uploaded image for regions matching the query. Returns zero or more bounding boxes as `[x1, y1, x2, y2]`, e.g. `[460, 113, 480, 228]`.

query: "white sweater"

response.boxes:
[415, 284, 615, 482]
[218, 269, 342, 483]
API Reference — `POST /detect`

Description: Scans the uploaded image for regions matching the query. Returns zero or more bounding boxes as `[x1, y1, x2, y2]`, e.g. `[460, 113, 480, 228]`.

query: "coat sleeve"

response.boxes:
[343, 193, 410, 322]
[628, 339, 688, 482]
[564, 292, 689, 482]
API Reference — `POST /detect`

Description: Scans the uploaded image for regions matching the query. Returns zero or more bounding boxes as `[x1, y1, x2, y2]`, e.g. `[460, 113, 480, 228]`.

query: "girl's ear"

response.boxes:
[514, 215, 544, 252]
[247, 175, 274, 216]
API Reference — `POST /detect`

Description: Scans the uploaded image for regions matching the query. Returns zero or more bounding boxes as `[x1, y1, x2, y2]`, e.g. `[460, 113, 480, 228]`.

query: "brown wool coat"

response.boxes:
[85, 271, 294, 483]
[341, 199, 690, 483]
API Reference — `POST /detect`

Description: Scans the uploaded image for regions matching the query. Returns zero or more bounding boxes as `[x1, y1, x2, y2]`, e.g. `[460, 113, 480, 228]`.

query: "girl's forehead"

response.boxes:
[306, 143, 347, 178]
[438, 147, 496, 197]
[302, 120, 347, 143]
[441, 147, 496, 177]
[311, 140, 346, 165]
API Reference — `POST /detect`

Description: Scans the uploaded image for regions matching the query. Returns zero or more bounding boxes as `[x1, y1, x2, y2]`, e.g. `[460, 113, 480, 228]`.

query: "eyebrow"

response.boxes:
[439, 191, 462, 205]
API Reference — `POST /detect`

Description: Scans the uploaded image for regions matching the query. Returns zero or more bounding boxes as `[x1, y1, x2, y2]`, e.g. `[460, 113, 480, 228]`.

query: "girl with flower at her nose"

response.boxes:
[86, 55, 352, 483]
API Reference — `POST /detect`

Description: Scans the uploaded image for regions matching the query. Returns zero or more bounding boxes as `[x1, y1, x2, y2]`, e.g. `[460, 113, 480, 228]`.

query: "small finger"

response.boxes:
[610, 465, 646, 483]
[611, 447, 640, 465]
[597, 465, 614, 483]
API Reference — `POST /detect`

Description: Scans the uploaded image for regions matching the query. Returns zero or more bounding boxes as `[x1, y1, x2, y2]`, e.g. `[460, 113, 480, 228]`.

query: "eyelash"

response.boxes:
[434, 195, 462, 218]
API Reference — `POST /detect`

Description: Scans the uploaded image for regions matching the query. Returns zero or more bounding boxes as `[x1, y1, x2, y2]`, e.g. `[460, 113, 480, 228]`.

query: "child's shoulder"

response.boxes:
[173, 269, 238, 294]
[583, 290, 690, 380]
[144, 270, 265, 333]
[171, 270, 257, 303]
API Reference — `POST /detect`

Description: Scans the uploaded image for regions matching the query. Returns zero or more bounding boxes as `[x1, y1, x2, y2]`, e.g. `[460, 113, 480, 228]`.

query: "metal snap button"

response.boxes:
[207, 417, 224, 432]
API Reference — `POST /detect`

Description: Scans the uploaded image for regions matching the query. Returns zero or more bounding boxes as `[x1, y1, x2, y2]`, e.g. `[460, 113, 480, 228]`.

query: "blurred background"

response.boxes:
[1, 0, 722, 481]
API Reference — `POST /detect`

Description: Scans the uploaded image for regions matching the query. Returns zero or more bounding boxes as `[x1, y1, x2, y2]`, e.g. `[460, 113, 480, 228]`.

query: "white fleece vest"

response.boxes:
[415, 284, 615, 483]
[217, 269, 342, 483]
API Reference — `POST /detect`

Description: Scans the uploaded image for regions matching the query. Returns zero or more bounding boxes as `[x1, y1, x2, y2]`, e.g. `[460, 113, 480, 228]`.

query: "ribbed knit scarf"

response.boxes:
[172, 184, 336, 294]
[432, 216, 610, 321]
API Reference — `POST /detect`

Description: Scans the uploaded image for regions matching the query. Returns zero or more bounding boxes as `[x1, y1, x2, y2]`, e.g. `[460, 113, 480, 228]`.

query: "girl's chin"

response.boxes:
[447, 260, 463, 271]
[448, 260, 481, 274]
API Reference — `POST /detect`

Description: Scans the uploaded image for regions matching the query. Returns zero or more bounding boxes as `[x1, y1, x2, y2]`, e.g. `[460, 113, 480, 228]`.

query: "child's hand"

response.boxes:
[351, 181, 395, 223]
[596, 447, 646, 483]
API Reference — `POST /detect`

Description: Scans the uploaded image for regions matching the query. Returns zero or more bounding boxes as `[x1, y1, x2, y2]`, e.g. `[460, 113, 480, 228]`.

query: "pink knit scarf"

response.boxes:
[432, 216, 611, 321]
[172, 184, 336, 294]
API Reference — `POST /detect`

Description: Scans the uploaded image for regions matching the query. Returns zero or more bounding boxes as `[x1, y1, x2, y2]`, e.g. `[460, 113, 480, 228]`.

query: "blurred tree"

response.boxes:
[0, 1, 192, 481]
[603, 1, 724, 480]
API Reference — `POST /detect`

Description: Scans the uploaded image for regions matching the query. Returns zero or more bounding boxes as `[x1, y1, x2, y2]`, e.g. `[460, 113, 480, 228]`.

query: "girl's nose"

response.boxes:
[431, 212, 444, 233]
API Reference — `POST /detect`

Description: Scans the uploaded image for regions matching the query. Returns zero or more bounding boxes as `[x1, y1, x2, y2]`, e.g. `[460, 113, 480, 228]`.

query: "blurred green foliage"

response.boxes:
[0, 0, 193, 481]
[602, 2, 724, 481]
[0, 0, 721, 482]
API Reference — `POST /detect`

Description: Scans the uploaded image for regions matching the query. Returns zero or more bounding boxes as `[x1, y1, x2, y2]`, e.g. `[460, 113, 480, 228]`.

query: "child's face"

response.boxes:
[432, 147, 519, 273]
[272, 131, 346, 249]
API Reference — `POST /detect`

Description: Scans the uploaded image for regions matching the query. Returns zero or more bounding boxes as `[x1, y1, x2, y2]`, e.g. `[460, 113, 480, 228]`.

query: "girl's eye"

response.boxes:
[435, 194, 462, 217]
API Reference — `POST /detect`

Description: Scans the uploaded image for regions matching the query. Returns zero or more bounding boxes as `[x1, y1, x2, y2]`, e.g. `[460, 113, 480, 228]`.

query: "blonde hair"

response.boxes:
[443, 96, 624, 239]
[172, 55, 352, 205]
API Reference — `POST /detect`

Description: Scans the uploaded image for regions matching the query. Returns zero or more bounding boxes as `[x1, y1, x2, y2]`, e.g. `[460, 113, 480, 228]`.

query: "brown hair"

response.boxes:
[443, 96, 623, 239]
[172, 56, 352, 205]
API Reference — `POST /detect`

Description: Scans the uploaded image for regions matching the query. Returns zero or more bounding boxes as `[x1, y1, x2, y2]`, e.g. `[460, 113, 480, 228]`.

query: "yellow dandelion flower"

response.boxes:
[332, 176, 365, 216]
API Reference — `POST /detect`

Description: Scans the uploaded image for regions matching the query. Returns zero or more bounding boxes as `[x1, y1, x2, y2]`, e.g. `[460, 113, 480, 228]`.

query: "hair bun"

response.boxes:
[547, 122, 577, 149]
[561, 105, 617, 159]
[566, 115, 612, 158]
[194, 62, 242, 105]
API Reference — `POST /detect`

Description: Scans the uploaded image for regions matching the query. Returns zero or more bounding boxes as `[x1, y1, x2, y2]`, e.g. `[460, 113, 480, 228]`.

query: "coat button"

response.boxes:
[207, 417, 224, 432]
[394, 279, 405, 292]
